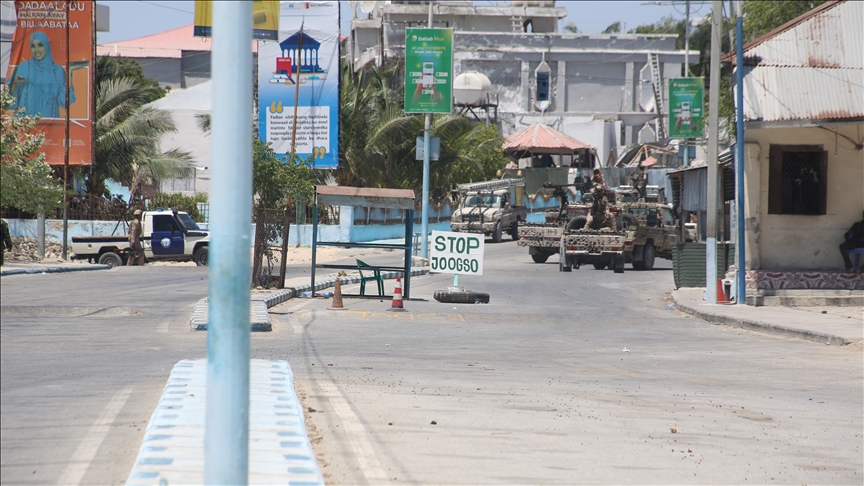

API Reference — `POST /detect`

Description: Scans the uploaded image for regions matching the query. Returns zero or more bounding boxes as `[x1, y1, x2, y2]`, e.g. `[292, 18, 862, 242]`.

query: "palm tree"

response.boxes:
[90, 77, 194, 201]
[338, 64, 507, 201]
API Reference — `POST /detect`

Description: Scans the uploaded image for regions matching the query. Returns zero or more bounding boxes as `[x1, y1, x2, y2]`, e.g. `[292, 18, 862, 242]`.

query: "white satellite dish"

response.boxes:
[359, 1, 376, 14]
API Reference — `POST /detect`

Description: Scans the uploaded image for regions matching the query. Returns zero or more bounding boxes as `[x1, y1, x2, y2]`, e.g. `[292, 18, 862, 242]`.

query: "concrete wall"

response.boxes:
[743, 124, 864, 271]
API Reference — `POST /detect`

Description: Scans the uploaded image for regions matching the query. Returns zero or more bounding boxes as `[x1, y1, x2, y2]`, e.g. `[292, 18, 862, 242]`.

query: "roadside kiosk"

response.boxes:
[311, 186, 416, 298]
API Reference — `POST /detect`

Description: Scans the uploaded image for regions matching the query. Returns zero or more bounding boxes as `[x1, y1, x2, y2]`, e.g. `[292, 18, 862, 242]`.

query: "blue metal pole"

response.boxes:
[205, 2, 252, 484]
[421, 114, 431, 259]
[735, 7, 746, 304]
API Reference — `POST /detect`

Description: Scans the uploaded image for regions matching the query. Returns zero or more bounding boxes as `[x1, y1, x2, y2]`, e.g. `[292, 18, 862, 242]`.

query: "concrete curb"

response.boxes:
[188, 267, 430, 331]
[125, 359, 324, 486]
[0, 264, 110, 276]
[672, 298, 851, 346]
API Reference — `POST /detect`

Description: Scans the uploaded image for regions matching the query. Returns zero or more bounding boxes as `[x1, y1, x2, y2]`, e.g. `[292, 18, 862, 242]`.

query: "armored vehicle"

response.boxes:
[450, 178, 528, 243]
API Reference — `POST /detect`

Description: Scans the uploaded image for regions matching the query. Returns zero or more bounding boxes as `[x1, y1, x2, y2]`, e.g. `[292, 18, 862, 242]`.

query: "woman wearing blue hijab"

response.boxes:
[6, 31, 76, 118]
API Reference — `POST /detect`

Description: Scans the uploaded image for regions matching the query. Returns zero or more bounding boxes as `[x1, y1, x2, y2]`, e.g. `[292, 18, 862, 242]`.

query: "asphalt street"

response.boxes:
[1, 240, 862, 485]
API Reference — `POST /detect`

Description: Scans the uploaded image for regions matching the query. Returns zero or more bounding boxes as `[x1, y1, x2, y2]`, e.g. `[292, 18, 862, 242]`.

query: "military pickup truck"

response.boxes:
[450, 178, 528, 243]
[70, 209, 210, 268]
[517, 184, 589, 263]
[618, 202, 678, 270]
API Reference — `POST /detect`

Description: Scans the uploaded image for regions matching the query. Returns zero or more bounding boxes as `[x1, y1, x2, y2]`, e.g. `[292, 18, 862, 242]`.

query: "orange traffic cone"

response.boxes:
[387, 277, 407, 312]
[328, 278, 345, 310]
[716, 279, 727, 303]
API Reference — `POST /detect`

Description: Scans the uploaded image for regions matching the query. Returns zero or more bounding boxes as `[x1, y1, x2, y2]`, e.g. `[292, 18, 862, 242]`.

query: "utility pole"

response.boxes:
[205, 2, 253, 484]
[420, 1, 433, 260]
[683, 0, 690, 167]
[734, 0, 746, 304]
[705, 0, 722, 304]
[62, 0, 70, 260]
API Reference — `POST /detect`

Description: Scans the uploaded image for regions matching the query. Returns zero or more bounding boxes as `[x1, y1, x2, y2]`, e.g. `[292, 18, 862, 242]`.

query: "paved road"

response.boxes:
[1, 241, 862, 484]
[264, 241, 863, 485]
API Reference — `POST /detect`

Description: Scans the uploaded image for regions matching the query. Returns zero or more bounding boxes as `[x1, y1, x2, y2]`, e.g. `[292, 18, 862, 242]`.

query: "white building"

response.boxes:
[347, 0, 698, 163]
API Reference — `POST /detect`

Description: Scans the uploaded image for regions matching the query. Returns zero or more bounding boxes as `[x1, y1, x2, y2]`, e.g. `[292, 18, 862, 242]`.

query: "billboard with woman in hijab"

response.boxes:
[4, 1, 93, 166]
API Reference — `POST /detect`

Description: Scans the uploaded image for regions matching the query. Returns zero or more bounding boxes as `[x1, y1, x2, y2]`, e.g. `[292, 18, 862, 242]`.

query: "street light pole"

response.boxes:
[205, 2, 253, 484]
[420, 1, 433, 259]
[734, 0, 746, 303]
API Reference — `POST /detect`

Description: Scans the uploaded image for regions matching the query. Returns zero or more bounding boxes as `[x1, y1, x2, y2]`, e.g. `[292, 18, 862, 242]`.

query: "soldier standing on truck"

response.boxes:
[585, 187, 616, 230]
[631, 165, 648, 201]
[591, 169, 606, 190]
[127, 209, 145, 266]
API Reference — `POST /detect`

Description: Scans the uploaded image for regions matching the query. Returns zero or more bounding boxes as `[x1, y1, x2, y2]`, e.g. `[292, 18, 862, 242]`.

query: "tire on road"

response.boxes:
[433, 290, 490, 304]
[593, 262, 606, 270]
[510, 221, 519, 241]
[642, 241, 655, 270]
[613, 255, 625, 273]
[194, 246, 208, 266]
[531, 253, 550, 264]
[492, 221, 503, 243]
[98, 252, 123, 268]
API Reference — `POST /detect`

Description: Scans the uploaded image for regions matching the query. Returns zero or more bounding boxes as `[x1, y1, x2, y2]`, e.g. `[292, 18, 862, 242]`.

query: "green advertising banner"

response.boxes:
[668, 77, 704, 138]
[404, 28, 453, 114]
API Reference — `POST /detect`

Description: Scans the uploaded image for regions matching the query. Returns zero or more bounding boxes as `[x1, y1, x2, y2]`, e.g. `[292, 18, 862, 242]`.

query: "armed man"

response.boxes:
[585, 186, 616, 231]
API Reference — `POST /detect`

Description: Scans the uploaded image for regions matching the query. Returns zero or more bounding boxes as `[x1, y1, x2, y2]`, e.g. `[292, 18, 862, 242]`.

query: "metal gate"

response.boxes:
[253, 207, 294, 289]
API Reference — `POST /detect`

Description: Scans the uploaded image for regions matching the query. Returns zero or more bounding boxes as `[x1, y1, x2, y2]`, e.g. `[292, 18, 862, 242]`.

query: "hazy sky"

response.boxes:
[97, 1, 709, 44]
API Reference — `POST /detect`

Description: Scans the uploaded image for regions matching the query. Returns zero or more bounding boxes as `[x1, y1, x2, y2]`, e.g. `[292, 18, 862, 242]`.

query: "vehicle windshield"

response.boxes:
[177, 213, 201, 231]
[465, 194, 501, 208]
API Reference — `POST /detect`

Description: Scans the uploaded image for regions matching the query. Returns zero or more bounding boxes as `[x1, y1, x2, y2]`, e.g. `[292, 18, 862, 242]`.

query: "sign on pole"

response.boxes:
[668, 77, 705, 139]
[5, 1, 94, 166]
[429, 231, 484, 276]
[404, 28, 453, 114]
[257, 1, 340, 168]
[194, 0, 280, 40]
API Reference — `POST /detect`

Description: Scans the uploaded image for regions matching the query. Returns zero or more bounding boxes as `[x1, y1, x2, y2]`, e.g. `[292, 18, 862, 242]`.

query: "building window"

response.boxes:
[768, 145, 827, 215]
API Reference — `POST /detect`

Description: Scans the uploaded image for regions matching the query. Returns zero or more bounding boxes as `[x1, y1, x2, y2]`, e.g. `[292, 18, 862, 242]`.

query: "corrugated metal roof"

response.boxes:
[742, 1, 861, 68]
[728, 0, 864, 123]
[97, 24, 257, 59]
[741, 65, 863, 122]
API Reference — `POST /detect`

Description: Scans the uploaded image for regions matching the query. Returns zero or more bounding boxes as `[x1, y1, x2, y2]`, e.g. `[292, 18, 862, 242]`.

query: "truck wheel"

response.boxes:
[613, 255, 625, 273]
[492, 222, 503, 243]
[98, 252, 123, 268]
[642, 242, 655, 270]
[194, 246, 209, 266]
[593, 262, 606, 270]
[632, 245, 645, 270]
[433, 290, 490, 304]
[510, 221, 519, 241]
[559, 256, 572, 272]
[531, 253, 549, 264]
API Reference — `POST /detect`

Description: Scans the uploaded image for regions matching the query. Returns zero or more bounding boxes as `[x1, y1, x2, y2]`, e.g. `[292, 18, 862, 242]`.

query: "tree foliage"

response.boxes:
[96, 56, 169, 103]
[602, 21, 622, 34]
[92, 77, 194, 201]
[338, 64, 507, 202]
[0, 90, 65, 213]
[742, 0, 826, 42]
[148, 192, 208, 221]
[253, 138, 315, 210]
[562, 22, 580, 34]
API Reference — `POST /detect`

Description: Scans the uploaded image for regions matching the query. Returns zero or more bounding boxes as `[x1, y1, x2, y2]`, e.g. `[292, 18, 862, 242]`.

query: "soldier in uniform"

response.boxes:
[1, 218, 12, 265]
[127, 209, 146, 266]
[591, 169, 606, 190]
[631, 165, 648, 201]
[585, 187, 616, 230]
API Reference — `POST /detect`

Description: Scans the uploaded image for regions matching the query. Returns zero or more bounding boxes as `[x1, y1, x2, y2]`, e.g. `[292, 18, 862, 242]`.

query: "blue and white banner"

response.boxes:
[258, 1, 339, 168]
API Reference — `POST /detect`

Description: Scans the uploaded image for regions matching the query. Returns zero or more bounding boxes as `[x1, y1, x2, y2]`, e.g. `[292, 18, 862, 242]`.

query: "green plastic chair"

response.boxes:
[357, 259, 385, 296]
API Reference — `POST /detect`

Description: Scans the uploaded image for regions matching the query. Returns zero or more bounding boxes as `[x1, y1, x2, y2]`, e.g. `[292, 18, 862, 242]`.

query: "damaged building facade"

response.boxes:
[346, 0, 698, 166]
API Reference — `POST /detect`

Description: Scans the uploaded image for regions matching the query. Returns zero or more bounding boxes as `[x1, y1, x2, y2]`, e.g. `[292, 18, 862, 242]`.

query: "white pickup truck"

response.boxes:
[70, 209, 209, 268]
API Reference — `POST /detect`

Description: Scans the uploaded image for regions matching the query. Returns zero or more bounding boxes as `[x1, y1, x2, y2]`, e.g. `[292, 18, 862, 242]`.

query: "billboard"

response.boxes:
[257, 1, 339, 168]
[4, 0, 93, 166]
[668, 77, 704, 139]
[193, 0, 280, 41]
[404, 28, 453, 114]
